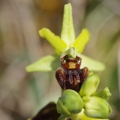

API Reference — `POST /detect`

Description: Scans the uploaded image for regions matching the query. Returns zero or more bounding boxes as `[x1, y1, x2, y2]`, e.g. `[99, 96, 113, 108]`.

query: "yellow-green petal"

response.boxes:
[61, 3, 75, 46]
[72, 29, 90, 53]
[81, 54, 106, 71]
[39, 28, 67, 55]
[26, 54, 60, 72]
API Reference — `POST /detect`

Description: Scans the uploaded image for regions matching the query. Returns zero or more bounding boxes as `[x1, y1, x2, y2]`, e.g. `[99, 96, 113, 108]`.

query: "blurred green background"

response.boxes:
[0, 0, 119, 120]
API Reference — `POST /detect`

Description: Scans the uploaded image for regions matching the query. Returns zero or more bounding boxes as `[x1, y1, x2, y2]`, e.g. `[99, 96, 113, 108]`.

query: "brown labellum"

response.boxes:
[56, 55, 88, 92]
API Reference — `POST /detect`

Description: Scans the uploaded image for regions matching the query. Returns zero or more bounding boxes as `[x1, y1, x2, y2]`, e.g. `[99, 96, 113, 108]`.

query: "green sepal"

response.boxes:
[39, 28, 67, 55]
[26, 54, 60, 72]
[61, 3, 75, 46]
[72, 29, 90, 53]
[83, 96, 112, 118]
[81, 54, 106, 71]
[26, 53, 106, 72]
[79, 74, 100, 97]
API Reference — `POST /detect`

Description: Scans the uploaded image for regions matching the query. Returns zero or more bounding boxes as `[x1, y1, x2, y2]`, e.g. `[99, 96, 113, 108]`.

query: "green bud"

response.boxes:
[83, 96, 112, 118]
[93, 87, 112, 101]
[79, 74, 100, 97]
[57, 89, 83, 116]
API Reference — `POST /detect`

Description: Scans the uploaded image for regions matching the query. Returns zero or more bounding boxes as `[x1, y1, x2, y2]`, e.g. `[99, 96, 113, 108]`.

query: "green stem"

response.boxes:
[68, 110, 109, 120]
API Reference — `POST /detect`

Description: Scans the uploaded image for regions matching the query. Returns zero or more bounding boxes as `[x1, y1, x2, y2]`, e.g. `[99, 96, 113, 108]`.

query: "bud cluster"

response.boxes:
[56, 73, 112, 120]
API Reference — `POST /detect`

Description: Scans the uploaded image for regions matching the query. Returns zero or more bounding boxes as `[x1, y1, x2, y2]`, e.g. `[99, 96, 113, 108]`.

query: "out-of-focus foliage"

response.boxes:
[0, 0, 119, 120]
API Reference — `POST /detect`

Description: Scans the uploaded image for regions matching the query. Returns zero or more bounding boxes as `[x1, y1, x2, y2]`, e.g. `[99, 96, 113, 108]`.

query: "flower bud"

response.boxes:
[79, 74, 100, 97]
[57, 89, 83, 116]
[93, 87, 112, 101]
[83, 96, 112, 118]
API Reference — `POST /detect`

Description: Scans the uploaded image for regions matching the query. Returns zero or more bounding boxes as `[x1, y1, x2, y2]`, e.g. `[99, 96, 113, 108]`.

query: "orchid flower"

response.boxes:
[26, 3, 112, 120]
[26, 3, 105, 72]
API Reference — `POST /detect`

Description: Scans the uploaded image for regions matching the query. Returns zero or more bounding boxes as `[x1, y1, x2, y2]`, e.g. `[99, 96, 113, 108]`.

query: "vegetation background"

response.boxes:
[0, 0, 119, 120]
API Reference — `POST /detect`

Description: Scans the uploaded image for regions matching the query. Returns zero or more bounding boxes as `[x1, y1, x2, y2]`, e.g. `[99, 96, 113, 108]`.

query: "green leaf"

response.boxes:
[26, 54, 60, 72]
[80, 54, 106, 71]
[39, 28, 67, 55]
[72, 29, 90, 53]
[61, 3, 75, 46]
